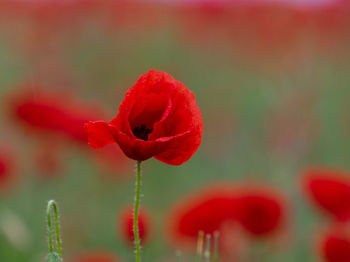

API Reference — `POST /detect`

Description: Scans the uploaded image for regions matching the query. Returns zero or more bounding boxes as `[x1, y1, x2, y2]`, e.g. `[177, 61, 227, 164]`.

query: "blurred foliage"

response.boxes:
[0, 1, 350, 262]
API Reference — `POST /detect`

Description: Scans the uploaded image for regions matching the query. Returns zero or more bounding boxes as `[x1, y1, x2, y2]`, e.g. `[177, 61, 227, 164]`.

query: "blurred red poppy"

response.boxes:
[167, 185, 236, 247]
[235, 187, 286, 237]
[167, 183, 287, 249]
[86, 70, 203, 165]
[8, 86, 129, 177]
[9, 87, 102, 143]
[319, 227, 350, 262]
[71, 251, 121, 262]
[119, 206, 151, 246]
[302, 168, 350, 222]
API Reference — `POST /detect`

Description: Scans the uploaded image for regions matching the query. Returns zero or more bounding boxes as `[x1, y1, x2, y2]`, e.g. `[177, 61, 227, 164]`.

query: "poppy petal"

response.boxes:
[85, 121, 115, 149]
[109, 126, 191, 162]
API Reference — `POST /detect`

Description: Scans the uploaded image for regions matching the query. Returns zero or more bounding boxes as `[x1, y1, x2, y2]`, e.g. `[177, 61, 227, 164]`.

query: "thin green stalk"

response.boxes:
[204, 234, 211, 262]
[197, 230, 204, 260]
[47, 200, 62, 258]
[212, 231, 220, 262]
[134, 161, 142, 262]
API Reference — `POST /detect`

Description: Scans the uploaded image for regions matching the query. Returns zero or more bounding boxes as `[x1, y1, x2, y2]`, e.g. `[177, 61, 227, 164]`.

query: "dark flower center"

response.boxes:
[132, 125, 153, 141]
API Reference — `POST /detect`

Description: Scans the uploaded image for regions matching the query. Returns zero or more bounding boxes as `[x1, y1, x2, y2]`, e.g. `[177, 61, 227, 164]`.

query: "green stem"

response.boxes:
[213, 231, 220, 262]
[47, 200, 62, 258]
[134, 161, 142, 262]
[197, 231, 204, 261]
[204, 234, 211, 262]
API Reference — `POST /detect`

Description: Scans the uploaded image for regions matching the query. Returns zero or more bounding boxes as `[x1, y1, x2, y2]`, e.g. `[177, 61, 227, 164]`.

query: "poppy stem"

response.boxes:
[46, 200, 62, 258]
[197, 230, 204, 261]
[134, 161, 142, 262]
[204, 234, 211, 262]
[212, 231, 220, 262]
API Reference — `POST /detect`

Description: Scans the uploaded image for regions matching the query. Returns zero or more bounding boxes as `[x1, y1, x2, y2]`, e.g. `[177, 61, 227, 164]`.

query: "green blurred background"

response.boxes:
[0, 1, 350, 261]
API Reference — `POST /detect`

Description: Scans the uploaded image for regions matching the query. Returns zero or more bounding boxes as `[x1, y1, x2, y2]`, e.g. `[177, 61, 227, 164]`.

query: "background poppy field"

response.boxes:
[0, 1, 350, 262]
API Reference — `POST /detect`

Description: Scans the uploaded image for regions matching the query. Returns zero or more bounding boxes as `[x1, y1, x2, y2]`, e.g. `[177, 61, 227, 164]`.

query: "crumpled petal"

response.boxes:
[151, 80, 203, 165]
[109, 124, 191, 161]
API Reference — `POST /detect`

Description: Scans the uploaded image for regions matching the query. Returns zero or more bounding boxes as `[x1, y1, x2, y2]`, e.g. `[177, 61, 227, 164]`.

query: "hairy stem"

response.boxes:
[134, 161, 142, 262]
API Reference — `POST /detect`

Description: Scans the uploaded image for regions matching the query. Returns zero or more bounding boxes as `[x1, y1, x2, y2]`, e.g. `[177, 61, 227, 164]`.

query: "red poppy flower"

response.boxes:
[320, 228, 350, 262]
[168, 184, 287, 243]
[302, 168, 350, 222]
[235, 187, 286, 237]
[85, 70, 203, 165]
[167, 185, 236, 246]
[8, 86, 130, 176]
[119, 206, 151, 245]
[72, 251, 121, 262]
[167, 184, 287, 261]
[9, 87, 102, 144]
